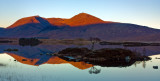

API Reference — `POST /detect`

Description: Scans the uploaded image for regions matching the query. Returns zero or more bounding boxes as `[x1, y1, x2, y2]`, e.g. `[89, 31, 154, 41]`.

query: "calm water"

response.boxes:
[0, 44, 160, 81]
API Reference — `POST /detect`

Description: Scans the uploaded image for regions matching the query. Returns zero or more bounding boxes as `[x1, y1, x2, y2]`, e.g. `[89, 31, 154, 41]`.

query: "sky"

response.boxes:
[0, 0, 160, 29]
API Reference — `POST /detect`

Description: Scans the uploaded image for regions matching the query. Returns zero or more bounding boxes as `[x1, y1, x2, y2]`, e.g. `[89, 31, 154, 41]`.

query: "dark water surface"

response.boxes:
[0, 44, 160, 81]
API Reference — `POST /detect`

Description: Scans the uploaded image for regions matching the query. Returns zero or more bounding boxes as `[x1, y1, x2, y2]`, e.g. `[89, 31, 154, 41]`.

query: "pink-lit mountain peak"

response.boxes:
[8, 15, 50, 28]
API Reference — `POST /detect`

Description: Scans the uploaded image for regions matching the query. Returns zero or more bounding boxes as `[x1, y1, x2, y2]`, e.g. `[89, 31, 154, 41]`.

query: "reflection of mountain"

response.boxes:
[46, 56, 93, 70]
[0, 44, 160, 57]
[7, 53, 93, 70]
[0, 13, 160, 41]
[0, 44, 157, 69]
[8, 53, 39, 66]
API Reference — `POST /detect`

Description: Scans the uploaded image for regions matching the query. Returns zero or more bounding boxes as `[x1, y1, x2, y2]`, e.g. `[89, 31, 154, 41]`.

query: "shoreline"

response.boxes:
[1, 38, 160, 46]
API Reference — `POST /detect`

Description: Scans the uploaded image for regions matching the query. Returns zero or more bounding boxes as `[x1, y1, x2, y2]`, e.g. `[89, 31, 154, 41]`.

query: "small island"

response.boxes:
[53, 47, 151, 67]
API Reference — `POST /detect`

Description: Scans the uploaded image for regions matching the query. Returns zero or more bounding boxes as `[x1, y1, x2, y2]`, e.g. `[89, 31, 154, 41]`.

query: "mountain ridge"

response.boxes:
[7, 16, 51, 29]
[7, 13, 114, 28]
[0, 13, 160, 41]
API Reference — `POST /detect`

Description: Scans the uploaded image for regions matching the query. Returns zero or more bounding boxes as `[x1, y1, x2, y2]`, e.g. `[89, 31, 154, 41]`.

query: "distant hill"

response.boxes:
[1, 16, 57, 38]
[63, 13, 108, 26]
[0, 27, 4, 30]
[7, 16, 51, 28]
[46, 18, 68, 27]
[0, 13, 160, 41]
[35, 23, 160, 41]
[0, 28, 5, 36]
[46, 13, 113, 27]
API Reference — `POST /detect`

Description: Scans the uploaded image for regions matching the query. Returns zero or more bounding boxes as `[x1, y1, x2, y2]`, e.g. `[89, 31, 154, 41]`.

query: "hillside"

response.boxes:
[1, 16, 57, 38]
[46, 18, 68, 27]
[36, 23, 160, 41]
[63, 13, 107, 26]
[7, 16, 51, 28]
[0, 13, 159, 41]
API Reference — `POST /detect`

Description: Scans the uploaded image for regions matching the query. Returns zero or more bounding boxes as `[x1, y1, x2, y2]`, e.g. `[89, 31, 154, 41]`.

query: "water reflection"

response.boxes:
[89, 66, 101, 74]
[0, 44, 159, 81]
[153, 66, 158, 69]
[8, 54, 93, 69]
[0, 53, 159, 80]
[0, 63, 7, 67]
[0, 44, 151, 69]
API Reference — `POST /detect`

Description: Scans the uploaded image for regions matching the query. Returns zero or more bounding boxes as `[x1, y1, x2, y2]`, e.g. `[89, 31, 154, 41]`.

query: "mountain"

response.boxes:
[35, 23, 160, 41]
[0, 27, 5, 37]
[0, 13, 160, 41]
[46, 13, 113, 27]
[46, 18, 68, 27]
[8, 16, 51, 28]
[0, 27, 4, 31]
[63, 13, 108, 26]
[0, 16, 56, 38]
